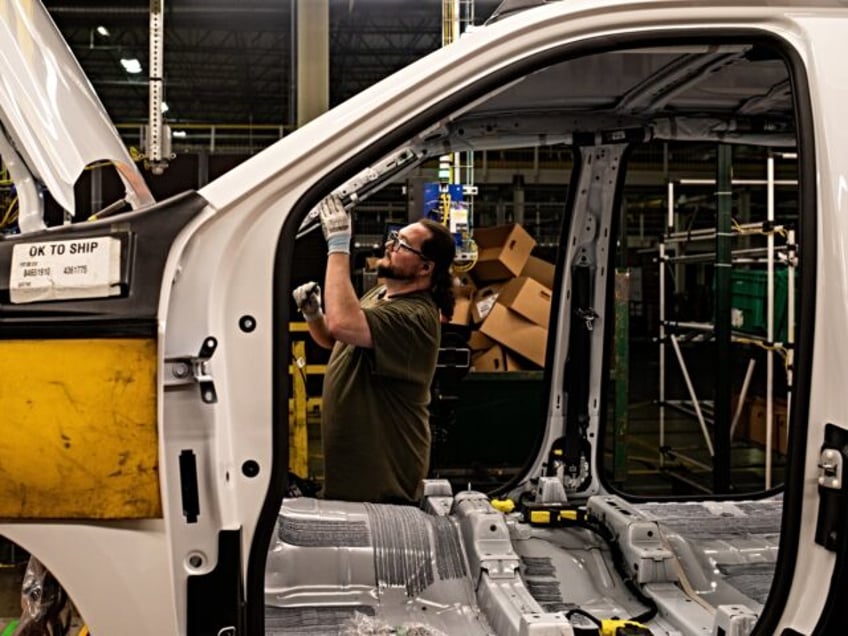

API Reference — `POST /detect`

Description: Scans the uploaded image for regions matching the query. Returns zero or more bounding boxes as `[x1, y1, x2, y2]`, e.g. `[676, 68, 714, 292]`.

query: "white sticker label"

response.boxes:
[449, 207, 468, 235]
[475, 294, 498, 322]
[9, 237, 122, 303]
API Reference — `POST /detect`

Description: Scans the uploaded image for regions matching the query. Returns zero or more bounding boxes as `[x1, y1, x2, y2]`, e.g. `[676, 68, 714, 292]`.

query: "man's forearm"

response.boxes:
[323, 253, 373, 348]
[306, 315, 335, 349]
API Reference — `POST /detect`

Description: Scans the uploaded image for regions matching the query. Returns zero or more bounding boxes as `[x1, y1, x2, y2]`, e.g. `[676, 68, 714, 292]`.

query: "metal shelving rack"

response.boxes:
[658, 152, 798, 490]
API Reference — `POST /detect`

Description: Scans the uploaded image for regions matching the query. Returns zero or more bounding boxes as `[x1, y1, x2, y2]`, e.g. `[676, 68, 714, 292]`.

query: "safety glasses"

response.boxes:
[385, 230, 428, 260]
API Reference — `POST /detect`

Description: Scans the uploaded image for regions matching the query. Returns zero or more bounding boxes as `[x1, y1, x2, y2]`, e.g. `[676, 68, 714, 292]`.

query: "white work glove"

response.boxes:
[292, 282, 323, 322]
[318, 194, 351, 255]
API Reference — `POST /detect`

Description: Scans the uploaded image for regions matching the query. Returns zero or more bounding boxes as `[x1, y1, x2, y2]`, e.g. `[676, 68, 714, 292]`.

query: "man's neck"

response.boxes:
[383, 278, 428, 298]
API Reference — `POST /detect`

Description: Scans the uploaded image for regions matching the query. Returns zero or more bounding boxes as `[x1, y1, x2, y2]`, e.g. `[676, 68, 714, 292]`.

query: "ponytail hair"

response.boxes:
[419, 218, 456, 321]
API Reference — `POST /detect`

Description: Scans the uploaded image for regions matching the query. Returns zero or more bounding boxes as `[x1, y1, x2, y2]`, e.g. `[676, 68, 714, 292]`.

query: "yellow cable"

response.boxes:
[440, 192, 451, 226]
[85, 160, 114, 170]
[732, 336, 790, 376]
[732, 217, 788, 238]
[2, 196, 16, 224]
[1, 196, 18, 229]
[128, 146, 146, 163]
[732, 336, 788, 355]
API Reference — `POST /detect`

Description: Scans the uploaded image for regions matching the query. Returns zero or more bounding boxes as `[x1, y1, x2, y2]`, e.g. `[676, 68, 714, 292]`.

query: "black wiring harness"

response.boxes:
[519, 500, 659, 635]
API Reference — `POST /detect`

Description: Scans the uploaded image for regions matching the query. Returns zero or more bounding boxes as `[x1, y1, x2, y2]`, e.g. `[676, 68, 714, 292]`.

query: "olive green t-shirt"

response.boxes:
[321, 285, 440, 503]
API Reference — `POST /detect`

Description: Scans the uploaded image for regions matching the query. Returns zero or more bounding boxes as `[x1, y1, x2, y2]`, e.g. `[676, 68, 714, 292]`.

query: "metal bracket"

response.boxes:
[420, 479, 454, 516]
[437, 346, 471, 369]
[535, 476, 568, 505]
[713, 604, 758, 636]
[453, 491, 521, 584]
[165, 336, 218, 404]
[576, 307, 599, 331]
[586, 495, 677, 585]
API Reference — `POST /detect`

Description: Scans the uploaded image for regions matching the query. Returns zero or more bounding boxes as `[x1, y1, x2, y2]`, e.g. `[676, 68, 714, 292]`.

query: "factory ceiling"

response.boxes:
[43, 0, 501, 129]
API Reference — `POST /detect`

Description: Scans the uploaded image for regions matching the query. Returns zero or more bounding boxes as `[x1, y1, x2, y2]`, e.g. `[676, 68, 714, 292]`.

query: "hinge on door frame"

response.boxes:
[165, 336, 218, 404]
[815, 423, 848, 551]
[818, 448, 843, 490]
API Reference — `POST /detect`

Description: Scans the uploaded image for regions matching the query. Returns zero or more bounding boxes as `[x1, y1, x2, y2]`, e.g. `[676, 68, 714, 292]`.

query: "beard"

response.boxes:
[377, 263, 414, 281]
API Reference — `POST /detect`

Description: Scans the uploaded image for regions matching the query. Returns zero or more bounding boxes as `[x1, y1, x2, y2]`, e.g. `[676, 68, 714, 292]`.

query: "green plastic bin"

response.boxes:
[729, 268, 797, 341]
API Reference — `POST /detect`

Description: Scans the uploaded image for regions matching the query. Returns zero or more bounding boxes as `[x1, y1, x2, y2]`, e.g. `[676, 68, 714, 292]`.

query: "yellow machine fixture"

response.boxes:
[0, 338, 161, 519]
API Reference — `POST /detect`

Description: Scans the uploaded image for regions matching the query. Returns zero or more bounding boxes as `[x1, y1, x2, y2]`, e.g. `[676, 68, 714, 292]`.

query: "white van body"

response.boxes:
[0, 0, 845, 634]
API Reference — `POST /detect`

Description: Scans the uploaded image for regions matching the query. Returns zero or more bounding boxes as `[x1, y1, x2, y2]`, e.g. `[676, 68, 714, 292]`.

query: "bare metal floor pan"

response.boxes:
[265, 497, 490, 635]
[264, 495, 783, 635]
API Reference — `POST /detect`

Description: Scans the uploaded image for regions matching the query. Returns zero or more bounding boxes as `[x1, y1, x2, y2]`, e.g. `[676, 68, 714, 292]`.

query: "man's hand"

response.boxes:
[292, 282, 323, 322]
[319, 194, 351, 255]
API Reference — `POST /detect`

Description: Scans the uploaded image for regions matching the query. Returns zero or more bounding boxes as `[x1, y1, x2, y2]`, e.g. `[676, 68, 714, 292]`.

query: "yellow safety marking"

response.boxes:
[289, 340, 309, 477]
[287, 364, 327, 375]
[288, 397, 322, 412]
[529, 510, 551, 524]
[0, 338, 161, 519]
[287, 398, 320, 410]
[559, 510, 579, 521]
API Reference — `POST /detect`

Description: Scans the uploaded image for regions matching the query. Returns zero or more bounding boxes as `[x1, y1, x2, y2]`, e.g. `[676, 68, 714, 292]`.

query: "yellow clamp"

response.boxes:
[528, 508, 583, 525]
[601, 619, 652, 635]
[490, 499, 515, 513]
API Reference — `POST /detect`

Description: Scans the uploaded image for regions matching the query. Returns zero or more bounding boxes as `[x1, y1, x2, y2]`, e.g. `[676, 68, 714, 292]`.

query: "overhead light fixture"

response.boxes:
[172, 130, 187, 138]
[96, 25, 110, 37]
[120, 58, 142, 74]
[160, 101, 169, 113]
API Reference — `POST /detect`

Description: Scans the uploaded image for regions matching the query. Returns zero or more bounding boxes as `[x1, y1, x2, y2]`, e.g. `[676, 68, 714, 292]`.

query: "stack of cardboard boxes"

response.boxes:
[732, 392, 789, 455]
[451, 223, 555, 372]
[748, 396, 789, 455]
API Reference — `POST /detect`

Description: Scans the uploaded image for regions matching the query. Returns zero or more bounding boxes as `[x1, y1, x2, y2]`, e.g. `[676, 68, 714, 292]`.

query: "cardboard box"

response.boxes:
[471, 283, 503, 324]
[450, 296, 472, 326]
[521, 255, 556, 289]
[748, 397, 788, 454]
[496, 276, 552, 328]
[471, 346, 507, 372]
[480, 303, 547, 367]
[453, 272, 477, 299]
[472, 224, 537, 283]
[468, 330, 495, 352]
[471, 345, 525, 372]
[503, 350, 529, 371]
